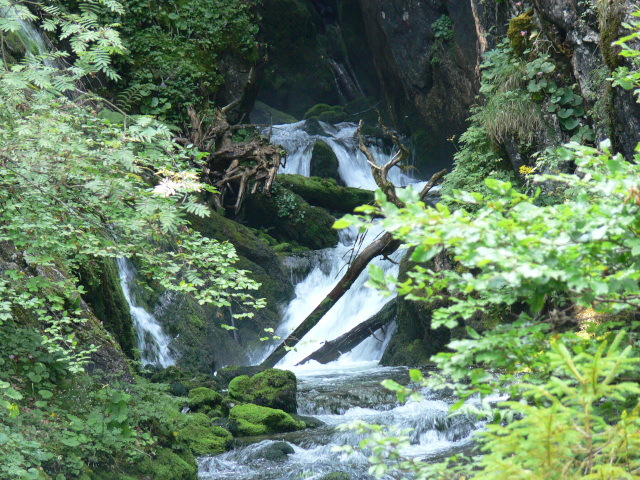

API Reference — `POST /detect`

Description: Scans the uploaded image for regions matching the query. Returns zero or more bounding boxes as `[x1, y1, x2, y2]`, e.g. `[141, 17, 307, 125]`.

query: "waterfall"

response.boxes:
[269, 120, 416, 189]
[257, 121, 422, 366]
[116, 258, 175, 368]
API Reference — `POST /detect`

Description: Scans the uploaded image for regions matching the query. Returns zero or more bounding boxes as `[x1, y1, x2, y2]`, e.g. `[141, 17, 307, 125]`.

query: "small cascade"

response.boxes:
[198, 365, 483, 480]
[0, 7, 61, 68]
[116, 258, 175, 368]
[269, 121, 415, 189]
[259, 225, 402, 367]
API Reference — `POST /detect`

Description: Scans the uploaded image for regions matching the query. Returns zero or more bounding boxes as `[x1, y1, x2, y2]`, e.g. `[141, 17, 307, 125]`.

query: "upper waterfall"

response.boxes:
[268, 120, 416, 189]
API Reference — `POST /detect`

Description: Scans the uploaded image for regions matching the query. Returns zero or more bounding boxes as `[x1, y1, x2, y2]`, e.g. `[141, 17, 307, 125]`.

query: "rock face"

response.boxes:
[352, 0, 508, 174]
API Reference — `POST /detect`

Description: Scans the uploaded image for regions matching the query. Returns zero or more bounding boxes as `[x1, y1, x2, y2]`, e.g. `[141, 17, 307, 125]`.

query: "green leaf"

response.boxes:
[38, 390, 54, 399]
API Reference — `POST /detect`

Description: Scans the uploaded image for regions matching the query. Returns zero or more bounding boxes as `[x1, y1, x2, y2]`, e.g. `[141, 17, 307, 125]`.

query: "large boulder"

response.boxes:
[310, 140, 343, 185]
[228, 404, 305, 437]
[242, 184, 338, 250]
[228, 368, 297, 413]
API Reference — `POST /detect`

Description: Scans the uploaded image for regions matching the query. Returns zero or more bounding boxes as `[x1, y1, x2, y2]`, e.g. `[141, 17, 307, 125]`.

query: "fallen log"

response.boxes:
[296, 299, 397, 365]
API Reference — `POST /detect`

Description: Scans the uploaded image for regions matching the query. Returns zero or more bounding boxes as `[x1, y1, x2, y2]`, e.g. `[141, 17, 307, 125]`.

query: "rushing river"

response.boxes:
[197, 120, 480, 479]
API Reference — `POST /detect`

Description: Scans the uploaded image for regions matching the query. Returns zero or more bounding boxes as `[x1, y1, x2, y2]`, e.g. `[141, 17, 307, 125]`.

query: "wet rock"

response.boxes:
[255, 441, 295, 461]
[188, 387, 223, 414]
[310, 140, 343, 185]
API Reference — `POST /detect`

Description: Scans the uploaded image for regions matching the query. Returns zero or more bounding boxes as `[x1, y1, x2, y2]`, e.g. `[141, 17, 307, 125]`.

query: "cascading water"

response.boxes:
[270, 120, 416, 189]
[198, 121, 481, 479]
[116, 258, 175, 368]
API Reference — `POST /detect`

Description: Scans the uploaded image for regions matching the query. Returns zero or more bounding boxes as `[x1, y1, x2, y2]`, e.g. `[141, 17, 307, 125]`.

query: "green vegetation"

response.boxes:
[109, 0, 260, 121]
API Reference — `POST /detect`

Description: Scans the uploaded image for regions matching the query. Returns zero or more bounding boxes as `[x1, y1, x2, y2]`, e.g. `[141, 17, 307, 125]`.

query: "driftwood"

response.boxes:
[174, 75, 285, 214]
[295, 300, 397, 365]
[260, 118, 447, 368]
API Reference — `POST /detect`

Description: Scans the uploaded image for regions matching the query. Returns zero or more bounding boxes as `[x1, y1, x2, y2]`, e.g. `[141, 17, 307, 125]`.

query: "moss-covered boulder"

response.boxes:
[310, 140, 343, 185]
[228, 404, 305, 437]
[176, 424, 233, 456]
[228, 368, 297, 413]
[276, 174, 373, 213]
[320, 473, 351, 480]
[133, 448, 197, 480]
[242, 184, 338, 250]
[188, 387, 223, 413]
[304, 104, 349, 124]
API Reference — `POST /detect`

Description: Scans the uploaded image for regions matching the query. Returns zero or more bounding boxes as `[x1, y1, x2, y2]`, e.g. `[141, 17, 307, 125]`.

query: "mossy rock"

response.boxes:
[276, 174, 373, 213]
[176, 425, 233, 455]
[304, 104, 348, 124]
[250, 100, 299, 125]
[507, 10, 535, 57]
[242, 184, 338, 250]
[134, 448, 198, 480]
[228, 368, 297, 413]
[188, 387, 223, 412]
[310, 140, 343, 185]
[228, 404, 305, 437]
[320, 473, 351, 480]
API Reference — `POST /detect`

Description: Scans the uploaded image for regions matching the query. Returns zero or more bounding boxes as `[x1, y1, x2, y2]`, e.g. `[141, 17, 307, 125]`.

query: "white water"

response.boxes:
[270, 120, 416, 190]
[116, 258, 175, 368]
[257, 224, 403, 367]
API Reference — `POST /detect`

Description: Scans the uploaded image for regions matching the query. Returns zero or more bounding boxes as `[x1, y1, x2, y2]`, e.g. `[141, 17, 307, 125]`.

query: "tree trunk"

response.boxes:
[295, 300, 397, 365]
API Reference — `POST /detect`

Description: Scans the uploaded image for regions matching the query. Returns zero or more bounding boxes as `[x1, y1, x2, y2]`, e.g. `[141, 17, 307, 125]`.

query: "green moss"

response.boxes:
[188, 387, 223, 412]
[276, 174, 373, 213]
[228, 368, 297, 413]
[228, 404, 305, 437]
[507, 11, 535, 57]
[242, 184, 338, 250]
[304, 104, 349, 124]
[176, 425, 232, 455]
[310, 140, 342, 183]
[77, 257, 135, 358]
[134, 448, 198, 480]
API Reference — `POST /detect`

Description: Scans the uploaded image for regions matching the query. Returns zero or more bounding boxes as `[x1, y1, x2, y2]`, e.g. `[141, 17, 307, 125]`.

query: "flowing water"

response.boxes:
[116, 258, 175, 368]
[198, 122, 479, 479]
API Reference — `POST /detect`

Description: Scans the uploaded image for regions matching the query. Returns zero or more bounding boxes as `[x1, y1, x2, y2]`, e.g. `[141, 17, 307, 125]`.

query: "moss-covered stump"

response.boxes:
[277, 174, 373, 213]
[228, 368, 297, 413]
[242, 184, 338, 250]
[310, 140, 343, 185]
[228, 404, 305, 437]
